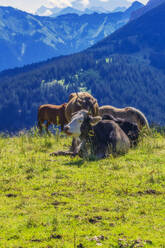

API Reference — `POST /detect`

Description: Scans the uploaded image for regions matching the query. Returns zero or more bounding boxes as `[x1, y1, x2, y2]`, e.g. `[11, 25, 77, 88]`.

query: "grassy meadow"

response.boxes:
[0, 128, 165, 248]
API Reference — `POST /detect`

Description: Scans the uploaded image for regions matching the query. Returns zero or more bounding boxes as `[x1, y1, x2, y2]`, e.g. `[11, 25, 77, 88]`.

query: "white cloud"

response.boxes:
[0, 0, 149, 13]
[0, 0, 47, 12]
[47, 0, 90, 8]
[47, 0, 72, 8]
[0, 0, 89, 12]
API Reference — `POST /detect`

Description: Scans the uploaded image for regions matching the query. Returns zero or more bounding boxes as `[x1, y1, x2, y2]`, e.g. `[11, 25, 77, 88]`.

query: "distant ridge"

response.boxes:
[131, 0, 165, 20]
[35, 0, 131, 16]
[91, 1, 165, 54]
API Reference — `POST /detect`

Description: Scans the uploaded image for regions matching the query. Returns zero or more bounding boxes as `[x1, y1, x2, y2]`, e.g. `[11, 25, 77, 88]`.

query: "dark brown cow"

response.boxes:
[79, 112, 130, 158]
[102, 115, 140, 147]
[37, 103, 67, 133]
[51, 110, 130, 159]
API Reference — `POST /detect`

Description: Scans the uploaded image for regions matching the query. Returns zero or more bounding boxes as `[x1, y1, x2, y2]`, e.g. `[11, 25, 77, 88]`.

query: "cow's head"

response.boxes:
[75, 93, 98, 116]
[80, 115, 101, 140]
[64, 110, 101, 137]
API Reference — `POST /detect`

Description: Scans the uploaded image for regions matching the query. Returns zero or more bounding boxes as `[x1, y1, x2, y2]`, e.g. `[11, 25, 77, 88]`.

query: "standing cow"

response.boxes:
[37, 103, 67, 133]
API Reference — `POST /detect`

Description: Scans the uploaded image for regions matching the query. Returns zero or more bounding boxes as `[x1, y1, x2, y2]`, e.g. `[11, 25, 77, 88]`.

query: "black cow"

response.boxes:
[102, 115, 140, 146]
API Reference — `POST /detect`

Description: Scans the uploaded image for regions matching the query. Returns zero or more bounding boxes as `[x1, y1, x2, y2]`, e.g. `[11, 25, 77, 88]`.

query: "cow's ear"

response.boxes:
[68, 93, 76, 101]
[90, 116, 102, 125]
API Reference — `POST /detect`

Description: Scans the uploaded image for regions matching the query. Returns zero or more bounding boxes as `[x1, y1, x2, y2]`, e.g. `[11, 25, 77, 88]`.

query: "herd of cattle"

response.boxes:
[37, 92, 149, 159]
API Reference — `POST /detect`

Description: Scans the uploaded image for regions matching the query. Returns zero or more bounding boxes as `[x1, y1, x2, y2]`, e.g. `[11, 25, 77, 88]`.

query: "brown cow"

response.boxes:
[37, 103, 68, 133]
[99, 105, 149, 130]
[65, 92, 99, 122]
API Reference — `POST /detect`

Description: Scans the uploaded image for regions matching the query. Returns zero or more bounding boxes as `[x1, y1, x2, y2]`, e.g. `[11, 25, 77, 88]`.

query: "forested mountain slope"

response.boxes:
[0, 3, 165, 131]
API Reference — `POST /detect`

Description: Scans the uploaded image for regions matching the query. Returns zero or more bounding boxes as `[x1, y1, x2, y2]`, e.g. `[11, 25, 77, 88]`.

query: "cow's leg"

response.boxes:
[79, 140, 89, 158]
[45, 121, 50, 134]
[69, 137, 81, 153]
[61, 123, 64, 131]
[50, 137, 82, 157]
[50, 151, 78, 156]
[38, 120, 43, 134]
[94, 143, 108, 159]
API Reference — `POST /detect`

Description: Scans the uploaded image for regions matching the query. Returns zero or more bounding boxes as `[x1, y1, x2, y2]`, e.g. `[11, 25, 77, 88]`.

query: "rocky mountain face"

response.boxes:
[130, 0, 165, 20]
[0, 3, 143, 71]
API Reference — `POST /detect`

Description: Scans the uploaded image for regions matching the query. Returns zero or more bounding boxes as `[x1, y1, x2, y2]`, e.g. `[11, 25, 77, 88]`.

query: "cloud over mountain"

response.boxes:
[0, 0, 138, 13]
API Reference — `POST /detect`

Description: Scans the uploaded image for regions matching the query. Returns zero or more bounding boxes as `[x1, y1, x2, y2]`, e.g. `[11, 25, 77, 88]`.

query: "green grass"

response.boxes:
[0, 129, 165, 248]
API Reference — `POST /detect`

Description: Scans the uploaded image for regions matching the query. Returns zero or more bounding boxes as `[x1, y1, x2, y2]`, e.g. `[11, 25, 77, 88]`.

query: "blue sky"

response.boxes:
[0, 0, 148, 13]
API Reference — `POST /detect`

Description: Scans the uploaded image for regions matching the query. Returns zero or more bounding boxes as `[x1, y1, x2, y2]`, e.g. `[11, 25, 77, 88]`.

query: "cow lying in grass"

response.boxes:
[51, 110, 131, 159]
[78, 111, 131, 158]
[99, 105, 149, 130]
[102, 115, 140, 147]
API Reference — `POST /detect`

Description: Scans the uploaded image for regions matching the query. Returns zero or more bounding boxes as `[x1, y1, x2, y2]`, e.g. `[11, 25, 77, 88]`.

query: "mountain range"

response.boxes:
[0, 2, 143, 72]
[71, 0, 131, 12]
[131, 0, 165, 20]
[0, 1, 165, 131]
[35, 6, 92, 17]
[35, 5, 127, 17]
[34, 0, 137, 17]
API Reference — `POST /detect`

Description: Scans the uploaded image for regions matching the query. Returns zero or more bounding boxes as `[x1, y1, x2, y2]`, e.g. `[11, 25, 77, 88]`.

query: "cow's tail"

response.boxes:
[131, 107, 149, 130]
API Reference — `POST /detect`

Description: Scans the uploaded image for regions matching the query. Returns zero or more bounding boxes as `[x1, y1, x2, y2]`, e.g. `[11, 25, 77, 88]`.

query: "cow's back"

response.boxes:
[99, 105, 128, 119]
[94, 120, 130, 154]
[99, 105, 149, 130]
[38, 104, 66, 123]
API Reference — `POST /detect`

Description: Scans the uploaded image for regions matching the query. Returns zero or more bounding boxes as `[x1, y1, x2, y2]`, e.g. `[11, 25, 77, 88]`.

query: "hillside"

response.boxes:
[0, 4, 142, 71]
[0, 130, 165, 247]
[131, 0, 165, 20]
[90, 1, 165, 72]
[92, 2, 165, 54]
[0, 3, 165, 131]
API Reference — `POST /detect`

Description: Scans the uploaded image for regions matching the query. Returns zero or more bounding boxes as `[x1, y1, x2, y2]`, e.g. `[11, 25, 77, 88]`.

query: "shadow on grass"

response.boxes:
[64, 159, 85, 168]
[63, 154, 103, 167]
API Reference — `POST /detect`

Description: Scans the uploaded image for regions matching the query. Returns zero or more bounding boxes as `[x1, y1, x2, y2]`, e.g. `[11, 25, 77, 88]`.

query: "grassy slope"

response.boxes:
[0, 129, 164, 248]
